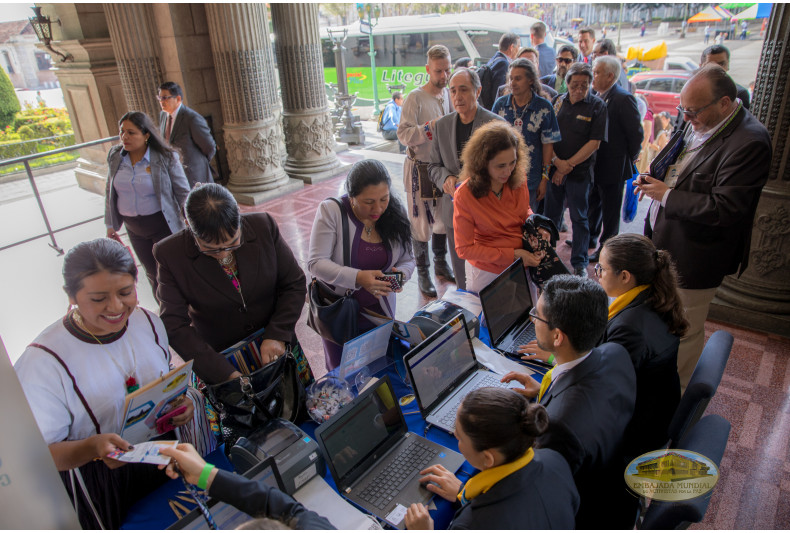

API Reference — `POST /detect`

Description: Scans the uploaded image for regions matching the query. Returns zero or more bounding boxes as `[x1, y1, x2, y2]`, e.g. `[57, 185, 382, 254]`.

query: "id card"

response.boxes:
[664, 164, 680, 188]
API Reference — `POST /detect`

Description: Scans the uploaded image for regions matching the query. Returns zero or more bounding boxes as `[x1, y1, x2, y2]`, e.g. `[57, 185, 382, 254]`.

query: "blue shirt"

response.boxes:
[492, 93, 562, 190]
[113, 147, 161, 217]
[380, 100, 401, 132]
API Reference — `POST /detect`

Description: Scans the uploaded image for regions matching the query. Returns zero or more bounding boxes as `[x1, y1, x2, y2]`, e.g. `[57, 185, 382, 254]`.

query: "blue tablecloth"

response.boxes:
[123, 332, 542, 529]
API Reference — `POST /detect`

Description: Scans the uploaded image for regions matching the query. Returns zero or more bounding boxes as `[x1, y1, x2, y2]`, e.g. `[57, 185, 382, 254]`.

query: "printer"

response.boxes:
[230, 419, 324, 495]
[409, 299, 480, 339]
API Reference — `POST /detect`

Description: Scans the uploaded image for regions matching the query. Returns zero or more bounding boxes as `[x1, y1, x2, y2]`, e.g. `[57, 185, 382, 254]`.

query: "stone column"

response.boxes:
[709, 3, 790, 335]
[103, 4, 163, 121]
[205, 3, 302, 204]
[271, 4, 346, 183]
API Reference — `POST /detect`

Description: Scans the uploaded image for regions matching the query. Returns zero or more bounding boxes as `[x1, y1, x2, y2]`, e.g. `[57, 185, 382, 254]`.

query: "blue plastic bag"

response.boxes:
[622, 162, 639, 223]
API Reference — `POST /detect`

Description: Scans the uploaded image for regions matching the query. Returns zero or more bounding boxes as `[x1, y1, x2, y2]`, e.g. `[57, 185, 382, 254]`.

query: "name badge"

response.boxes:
[146, 166, 151, 174]
[665, 164, 680, 188]
[576, 115, 592, 122]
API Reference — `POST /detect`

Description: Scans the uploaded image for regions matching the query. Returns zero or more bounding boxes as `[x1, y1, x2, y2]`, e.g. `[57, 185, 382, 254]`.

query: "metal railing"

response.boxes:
[0, 136, 118, 255]
[0, 133, 76, 163]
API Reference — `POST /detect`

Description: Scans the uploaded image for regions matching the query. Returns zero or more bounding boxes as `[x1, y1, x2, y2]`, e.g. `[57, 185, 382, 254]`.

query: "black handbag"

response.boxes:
[306, 197, 360, 346]
[205, 350, 306, 449]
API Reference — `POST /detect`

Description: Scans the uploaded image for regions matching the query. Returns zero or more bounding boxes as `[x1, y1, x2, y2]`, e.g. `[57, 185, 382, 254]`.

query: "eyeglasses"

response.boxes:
[528, 306, 549, 325]
[193, 233, 243, 255]
[556, 57, 573, 64]
[569, 82, 590, 91]
[676, 99, 717, 119]
[593, 263, 605, 278]
[156, 95, 177, 102]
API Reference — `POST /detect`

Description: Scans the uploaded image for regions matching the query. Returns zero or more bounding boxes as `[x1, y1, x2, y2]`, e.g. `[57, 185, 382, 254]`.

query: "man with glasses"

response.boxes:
[543, 62, 608, 277]
[591, 39, 631, 93]
[635, 65, 771, 391]
[158, 81, 217, 187]
[502, 275, 636, 529]
[540, 45, 576, 95]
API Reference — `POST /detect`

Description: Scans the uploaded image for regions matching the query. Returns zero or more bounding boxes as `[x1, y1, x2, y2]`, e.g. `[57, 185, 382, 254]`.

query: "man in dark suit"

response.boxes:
[636, 65, 771, 390]
[158, 81, 217, 187]
[428, 68, 505, 290]
[587, 56, 643, 261]
[479, 32, 518, 110]
[503, 275, 637, 529]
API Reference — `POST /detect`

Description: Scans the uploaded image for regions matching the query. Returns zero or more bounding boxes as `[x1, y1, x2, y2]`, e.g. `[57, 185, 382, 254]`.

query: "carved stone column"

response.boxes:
[205, 3, 302, 204]
[709, 3, 790, 336]
[103, 4, 163, 121]
[271, 4, 346, 183]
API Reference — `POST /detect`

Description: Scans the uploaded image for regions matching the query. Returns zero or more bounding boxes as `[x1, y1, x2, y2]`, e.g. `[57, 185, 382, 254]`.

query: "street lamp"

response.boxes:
[29, 7, 73, 63]
[357, 3, 381, 115]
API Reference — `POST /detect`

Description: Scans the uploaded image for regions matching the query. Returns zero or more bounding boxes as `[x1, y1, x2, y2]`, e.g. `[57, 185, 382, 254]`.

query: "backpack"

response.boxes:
[377, 107, 385, 132]
[476, 56, 506, 110]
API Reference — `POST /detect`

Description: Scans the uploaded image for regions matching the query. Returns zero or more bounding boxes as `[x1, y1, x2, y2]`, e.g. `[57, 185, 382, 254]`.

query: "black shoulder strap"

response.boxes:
[329, 197, 350, 267]
[140, 307, 170, 364]
[29, 343, 101, 434]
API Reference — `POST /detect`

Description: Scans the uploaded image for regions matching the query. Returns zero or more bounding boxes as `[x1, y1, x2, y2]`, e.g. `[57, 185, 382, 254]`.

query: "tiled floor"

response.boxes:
[244, 144, 790, 530]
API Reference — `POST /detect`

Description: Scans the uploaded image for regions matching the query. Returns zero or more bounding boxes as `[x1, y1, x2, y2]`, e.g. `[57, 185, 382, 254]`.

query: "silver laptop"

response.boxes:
[314, 376, 464, 529]
[479, 257, 537, 355]
[405, 313, 517, 433]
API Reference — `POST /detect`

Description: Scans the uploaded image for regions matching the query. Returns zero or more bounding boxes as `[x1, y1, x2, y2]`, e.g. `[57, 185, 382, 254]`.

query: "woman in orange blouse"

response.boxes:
[453, 121, 545, 293]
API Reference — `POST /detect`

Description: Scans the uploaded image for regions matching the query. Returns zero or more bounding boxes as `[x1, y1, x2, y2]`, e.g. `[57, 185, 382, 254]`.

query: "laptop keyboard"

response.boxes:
[505, 326, 536, 352]
[438, 374, 511, 427]
[357, 441, 436, 509]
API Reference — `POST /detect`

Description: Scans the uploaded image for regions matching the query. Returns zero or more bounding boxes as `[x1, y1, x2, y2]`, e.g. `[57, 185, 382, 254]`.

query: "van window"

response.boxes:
[466, 30, 503, 62]
[391, 31, 464, 68]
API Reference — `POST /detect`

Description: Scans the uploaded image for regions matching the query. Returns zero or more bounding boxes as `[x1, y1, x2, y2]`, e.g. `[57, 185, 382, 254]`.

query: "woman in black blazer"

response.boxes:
[595, 233, 689, 458]
[404, 388, 579, 530]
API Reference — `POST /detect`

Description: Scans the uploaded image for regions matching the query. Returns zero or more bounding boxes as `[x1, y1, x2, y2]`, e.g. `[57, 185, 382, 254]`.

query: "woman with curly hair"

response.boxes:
[452, 121, 544, 293]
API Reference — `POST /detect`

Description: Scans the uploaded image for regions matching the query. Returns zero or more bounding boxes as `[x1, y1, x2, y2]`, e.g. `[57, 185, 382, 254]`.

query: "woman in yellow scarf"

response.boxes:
[521, 233, 688, 459]
[403, 388, 579, 530]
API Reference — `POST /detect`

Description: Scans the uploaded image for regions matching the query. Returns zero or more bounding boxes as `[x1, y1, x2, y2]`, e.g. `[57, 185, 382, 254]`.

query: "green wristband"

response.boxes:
[197, 463, 214, 490]
[547, 354, 555, 366]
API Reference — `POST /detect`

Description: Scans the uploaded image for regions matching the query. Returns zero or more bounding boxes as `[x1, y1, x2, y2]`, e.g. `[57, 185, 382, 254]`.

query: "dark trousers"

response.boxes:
[544, 174, 591, 268]
[123, 211, 172, 299]
[588, 181, 625, 249]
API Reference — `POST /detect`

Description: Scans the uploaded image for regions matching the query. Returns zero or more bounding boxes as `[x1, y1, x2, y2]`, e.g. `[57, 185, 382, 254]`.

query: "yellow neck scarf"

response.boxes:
[458, 448, 535, 504]
[608, 285, 650, 321]
[537, 368, 554, 402]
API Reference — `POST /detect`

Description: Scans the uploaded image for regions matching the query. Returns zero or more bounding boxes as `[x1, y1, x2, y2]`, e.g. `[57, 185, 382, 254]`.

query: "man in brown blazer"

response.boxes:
[636, 64, 771, 390]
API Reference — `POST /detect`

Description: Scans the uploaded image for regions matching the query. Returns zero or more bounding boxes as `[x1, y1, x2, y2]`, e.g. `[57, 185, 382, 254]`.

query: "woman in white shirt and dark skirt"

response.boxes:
[104, 111, 190, 298]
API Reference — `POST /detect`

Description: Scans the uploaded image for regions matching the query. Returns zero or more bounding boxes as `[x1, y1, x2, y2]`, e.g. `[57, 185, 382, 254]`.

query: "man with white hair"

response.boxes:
[587, 56, 642, 262]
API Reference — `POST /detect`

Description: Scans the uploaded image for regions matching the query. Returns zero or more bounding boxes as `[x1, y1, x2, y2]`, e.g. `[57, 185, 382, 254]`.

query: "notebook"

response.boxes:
[169, 456, 285, 530]
[405, 313, 518, 433]
[314, 376, 465, 529]
[479, 257, 537, 356]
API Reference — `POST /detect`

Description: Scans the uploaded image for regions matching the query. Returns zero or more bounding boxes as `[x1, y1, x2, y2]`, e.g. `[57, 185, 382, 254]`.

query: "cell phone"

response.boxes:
[377, 271, 404, 291]
[156, 405, 188, 434]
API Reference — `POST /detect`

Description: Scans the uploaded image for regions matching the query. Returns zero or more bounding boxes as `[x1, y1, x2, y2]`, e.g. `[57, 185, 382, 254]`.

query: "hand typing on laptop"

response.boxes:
[518, 340, 552, 364]
[417, 464, 463, 501]
[500, 371, 540, 399]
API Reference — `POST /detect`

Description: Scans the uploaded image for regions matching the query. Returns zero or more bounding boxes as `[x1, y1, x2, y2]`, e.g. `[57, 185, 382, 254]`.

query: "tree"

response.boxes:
[0, 67, 20, 130]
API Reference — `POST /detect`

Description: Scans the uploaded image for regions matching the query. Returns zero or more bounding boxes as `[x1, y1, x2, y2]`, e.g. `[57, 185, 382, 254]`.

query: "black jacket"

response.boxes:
[593, 83, 644, 186]
[209, 469, 335, 529]
[449, 448, 579, 529]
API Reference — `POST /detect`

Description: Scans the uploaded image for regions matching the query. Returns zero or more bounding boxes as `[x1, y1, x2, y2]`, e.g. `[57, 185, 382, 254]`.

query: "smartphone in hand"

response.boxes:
[377, 271, 404, 291]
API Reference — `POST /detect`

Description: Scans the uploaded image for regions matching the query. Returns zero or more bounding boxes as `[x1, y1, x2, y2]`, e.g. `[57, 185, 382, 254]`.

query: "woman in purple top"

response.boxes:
[308, 160, 416, 370]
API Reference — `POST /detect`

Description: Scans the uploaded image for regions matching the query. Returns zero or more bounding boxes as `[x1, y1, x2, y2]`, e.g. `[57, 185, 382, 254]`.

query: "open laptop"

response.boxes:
[479, 257, 537, 356]
[404, 313, 518, 433]
[314, 376, 464, 529]
[169, 456, 285, 530]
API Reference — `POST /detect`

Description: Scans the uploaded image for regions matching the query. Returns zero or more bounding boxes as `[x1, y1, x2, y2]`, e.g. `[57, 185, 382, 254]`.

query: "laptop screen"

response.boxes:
[480, 258, 533, 344]
[406, 315, 475, 413]
[318, 377, 403, 481]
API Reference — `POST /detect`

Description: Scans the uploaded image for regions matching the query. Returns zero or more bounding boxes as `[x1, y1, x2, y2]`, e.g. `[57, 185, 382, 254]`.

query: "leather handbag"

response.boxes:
[306, 197, 360, 346]
[205, 349, 307, 449]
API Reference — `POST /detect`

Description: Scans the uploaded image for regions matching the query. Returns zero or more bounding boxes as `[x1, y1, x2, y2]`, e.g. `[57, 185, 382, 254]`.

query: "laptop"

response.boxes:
[169, 456, 285, 530]
[314, 376, 465, 529]
[405, 313, 518, 433]
[479, 257, 537, 356]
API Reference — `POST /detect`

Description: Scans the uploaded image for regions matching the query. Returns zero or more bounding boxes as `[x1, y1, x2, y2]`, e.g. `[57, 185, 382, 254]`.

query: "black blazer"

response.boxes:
[209, 470, 335, 529]
[649, 106, 771, 289]
[538, 343, 637, 529]
[449, 448, 579, 530]
[153, 213, 306, 383]
[593, 83, 643, 186]
[602, 290, 680, 460]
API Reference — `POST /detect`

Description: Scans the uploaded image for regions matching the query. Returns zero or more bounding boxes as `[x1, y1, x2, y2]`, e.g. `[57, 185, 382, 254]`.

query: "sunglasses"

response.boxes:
[556, 57, 574, 64]
[676, 99, 718, 119]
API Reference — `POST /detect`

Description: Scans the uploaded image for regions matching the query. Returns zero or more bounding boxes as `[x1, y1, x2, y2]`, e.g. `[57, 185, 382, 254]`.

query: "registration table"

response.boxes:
[123, 330, 545, 529]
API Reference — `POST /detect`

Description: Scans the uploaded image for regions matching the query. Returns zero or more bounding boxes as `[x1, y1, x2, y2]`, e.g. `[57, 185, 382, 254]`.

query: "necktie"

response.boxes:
[165, 114, 173, 141]
[537, 368, 554, 402]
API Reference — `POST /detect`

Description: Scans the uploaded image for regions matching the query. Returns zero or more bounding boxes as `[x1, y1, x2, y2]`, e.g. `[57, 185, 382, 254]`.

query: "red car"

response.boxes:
[631, 71, 692, 117]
